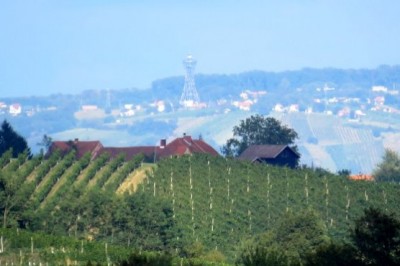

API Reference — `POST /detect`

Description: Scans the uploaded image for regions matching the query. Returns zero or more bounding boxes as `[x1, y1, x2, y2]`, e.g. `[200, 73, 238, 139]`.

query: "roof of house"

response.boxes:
[238, 144, 299, 162]
[101, 146, 157, 161]
[349, 174, 374, 181]
[159, 136, 219, 158]
[49, 140, 103, 159]
[48, 135, 219, 161]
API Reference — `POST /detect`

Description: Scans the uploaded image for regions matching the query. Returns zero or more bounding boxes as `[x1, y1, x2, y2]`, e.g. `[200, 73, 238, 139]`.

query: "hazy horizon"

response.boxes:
[2, 0, 400, 97]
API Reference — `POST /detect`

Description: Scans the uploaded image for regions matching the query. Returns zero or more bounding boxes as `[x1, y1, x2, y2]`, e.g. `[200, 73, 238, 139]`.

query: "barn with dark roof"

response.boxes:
[238, 145, 300, 168]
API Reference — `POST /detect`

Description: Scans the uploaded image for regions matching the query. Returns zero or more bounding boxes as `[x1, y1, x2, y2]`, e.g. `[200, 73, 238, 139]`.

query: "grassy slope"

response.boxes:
[117, 163, 155, 194]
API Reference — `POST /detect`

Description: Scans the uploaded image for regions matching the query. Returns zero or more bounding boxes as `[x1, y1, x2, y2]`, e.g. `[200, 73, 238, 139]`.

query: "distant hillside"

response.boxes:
[276, 112, 384, 173]
[151, 65, 400, 105]
[2, 65, 400, 173]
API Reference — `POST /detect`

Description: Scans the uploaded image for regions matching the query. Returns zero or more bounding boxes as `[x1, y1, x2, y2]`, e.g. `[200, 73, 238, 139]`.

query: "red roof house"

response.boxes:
[101, 146, 157, 162]
[349, 174, 374, 181]
[48, 135, 219, 162]
[158, 135, 219, 159]
[48, 139, 104, 160]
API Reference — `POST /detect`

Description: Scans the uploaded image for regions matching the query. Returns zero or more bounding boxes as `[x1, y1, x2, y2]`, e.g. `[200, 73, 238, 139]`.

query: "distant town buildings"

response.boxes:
[81, 105, 98, 111]
[1, 68, 399, 125]
[9, 104, 22, 116]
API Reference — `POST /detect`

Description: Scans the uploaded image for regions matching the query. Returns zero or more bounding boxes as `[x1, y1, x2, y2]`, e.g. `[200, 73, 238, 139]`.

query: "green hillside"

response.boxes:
[1, 151, 400, 263]
[141, 154, 400, 258]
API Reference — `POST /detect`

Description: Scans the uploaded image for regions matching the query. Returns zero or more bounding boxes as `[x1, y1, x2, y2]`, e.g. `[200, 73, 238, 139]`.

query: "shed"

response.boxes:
[239, 145, 300, 168]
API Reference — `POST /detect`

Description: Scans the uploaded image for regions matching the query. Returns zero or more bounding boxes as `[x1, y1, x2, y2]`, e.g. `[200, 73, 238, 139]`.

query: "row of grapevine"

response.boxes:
[0, 149, 13, 169]
[2, 150, 30, 173]
[0, 227, 131, 265]
[140, 154, 400, 259]
[33, 152, 60, 183]
[91, 153, 125, 189]
[104, 154, 144, 191]
[31, 151, 76, 207]
[40, 153, 91, 211]
[67, 152, 110, 198]
[13, 155, 42, 185]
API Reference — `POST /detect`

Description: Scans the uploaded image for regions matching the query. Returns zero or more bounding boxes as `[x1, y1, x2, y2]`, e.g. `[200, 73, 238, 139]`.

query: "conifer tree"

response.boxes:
[0, 120, 30, 157]
[373, 149, 400, 182]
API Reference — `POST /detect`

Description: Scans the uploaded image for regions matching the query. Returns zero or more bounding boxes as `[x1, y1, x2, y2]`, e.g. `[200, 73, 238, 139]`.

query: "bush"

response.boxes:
[118, 252, 173, 266]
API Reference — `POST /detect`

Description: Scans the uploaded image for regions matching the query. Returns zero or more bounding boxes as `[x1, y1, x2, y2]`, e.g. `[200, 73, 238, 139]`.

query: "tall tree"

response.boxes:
[373, 149, 400, 182]
[37, 134, 53, 155]
[221, 115, 298, 157]
[238, 209, 329, 265]
[0, 169, 29, 228]
[274, 209, 329, 263]
[0, 120, 30, 157]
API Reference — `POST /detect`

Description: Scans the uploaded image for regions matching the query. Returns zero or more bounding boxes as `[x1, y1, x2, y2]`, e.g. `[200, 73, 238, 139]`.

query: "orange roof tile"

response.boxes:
[349, 174, 374, 181]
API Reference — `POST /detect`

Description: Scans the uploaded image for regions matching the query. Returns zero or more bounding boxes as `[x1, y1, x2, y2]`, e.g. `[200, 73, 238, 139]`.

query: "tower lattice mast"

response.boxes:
[180, 55, 200, 107]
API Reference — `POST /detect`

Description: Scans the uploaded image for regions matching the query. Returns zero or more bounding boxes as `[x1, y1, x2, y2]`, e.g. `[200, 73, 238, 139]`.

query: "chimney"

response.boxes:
[160, 139, 166, 149]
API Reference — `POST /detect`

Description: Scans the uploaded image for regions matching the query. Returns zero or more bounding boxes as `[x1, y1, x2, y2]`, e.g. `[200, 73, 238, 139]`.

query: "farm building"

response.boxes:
[348, 174, 374, 181]
[239, 144, 300, 168]
[48, 139, 104, 160]
[48, 135, 219, 162]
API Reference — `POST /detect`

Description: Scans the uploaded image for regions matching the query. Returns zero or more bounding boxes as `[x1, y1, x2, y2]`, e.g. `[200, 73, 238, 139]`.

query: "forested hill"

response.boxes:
[150, 65, 400, 103]
[7, 65, 398, 107]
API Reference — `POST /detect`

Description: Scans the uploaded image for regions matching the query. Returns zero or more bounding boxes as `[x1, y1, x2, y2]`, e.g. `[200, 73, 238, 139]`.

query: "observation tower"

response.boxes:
[180, 55, 200, 108]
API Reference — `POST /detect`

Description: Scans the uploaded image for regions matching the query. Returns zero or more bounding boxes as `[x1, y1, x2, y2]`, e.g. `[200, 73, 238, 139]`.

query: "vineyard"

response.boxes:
[141, 154, 400, 258]
[0, 227, 131, 265]
[1, 151, 400, 264]
[277, 112, 384, 173]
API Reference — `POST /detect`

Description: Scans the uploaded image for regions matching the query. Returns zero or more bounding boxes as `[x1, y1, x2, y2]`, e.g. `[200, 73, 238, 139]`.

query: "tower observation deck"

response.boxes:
[180, 55, 200, 108]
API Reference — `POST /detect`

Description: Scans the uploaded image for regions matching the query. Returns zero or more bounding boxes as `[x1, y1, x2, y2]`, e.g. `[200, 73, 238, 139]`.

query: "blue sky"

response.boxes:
[1, 0, 400, 97]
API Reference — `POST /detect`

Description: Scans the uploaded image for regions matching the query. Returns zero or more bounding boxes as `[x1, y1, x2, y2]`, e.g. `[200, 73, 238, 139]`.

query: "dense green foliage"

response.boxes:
[352, 208, 400, 265]
[221, 115, 298, 160]
[0, 227, 131, 265]
[373, 149, 400, 182]
[239, 208, 400, 266]
[118, 251, 173, 266]
[0, 120, 30, 158]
